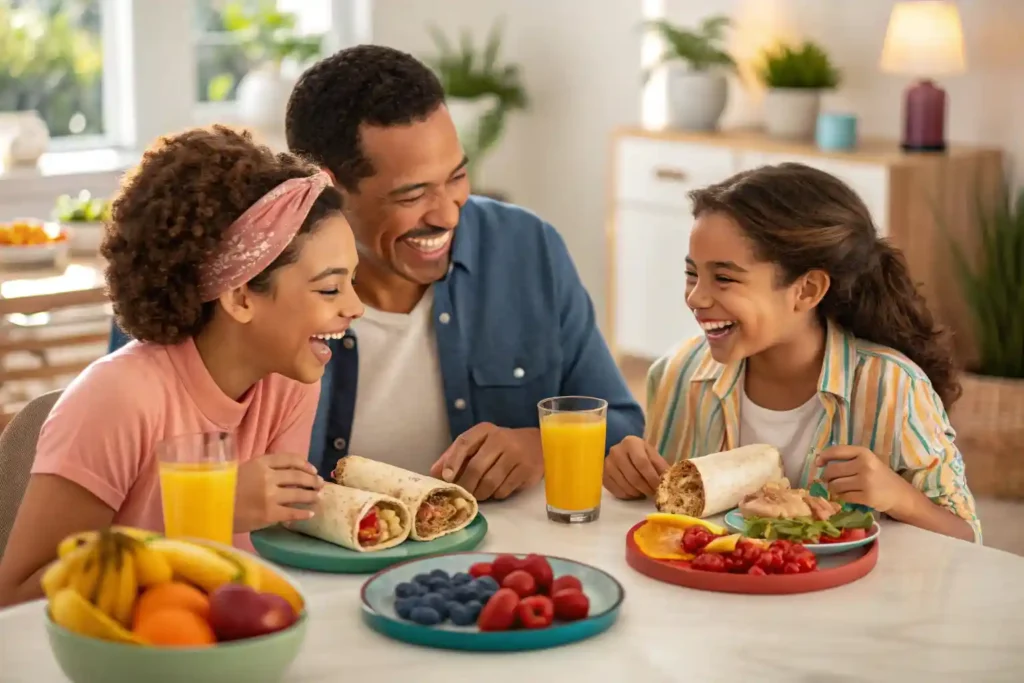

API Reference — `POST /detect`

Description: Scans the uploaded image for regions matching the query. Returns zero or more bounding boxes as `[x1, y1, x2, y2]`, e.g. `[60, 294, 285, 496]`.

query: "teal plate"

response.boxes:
[361, 552, 624, 652]
[250, 515, 488, 574]
[723, 509, 880, 556]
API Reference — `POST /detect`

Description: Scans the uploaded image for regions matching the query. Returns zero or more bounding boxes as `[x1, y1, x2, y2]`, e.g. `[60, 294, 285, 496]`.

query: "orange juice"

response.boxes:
[540, 412, 607, 511]
[158, 461, 238, 544]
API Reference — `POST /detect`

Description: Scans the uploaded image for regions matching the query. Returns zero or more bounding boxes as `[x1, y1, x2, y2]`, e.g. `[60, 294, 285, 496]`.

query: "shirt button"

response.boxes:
[513, 367, 525, 379]
[438, 312, 451, 324]
[333, 437, 347, 451]
[454, 398, 467, 410]
[343, 337, 355, 350]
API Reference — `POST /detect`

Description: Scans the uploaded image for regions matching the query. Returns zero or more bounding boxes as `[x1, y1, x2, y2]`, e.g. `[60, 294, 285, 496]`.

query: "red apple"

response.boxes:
[208, 584, 298, 641]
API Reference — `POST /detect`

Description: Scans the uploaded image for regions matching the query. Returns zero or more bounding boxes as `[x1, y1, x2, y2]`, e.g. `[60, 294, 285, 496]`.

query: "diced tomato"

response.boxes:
[359, 510, 377, 529]
[691, 552, 727, 573]
[681, 526, 715, 554]
[792, 552, 817, 573]
[843, 528, 867, 542]
[747, 565, 767, 576]
[782, 561, 802, 575]
[738, 540, 763, 566]
[755, 548, 785, 573]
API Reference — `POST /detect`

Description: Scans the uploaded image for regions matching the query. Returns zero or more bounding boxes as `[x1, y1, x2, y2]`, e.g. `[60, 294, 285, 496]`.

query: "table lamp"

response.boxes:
[880, 0, 966, 152]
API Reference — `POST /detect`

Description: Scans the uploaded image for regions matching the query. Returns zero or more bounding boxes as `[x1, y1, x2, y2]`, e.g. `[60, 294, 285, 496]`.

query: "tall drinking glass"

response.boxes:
[538, 396, 608, 524]
[156, 432, 237, 544]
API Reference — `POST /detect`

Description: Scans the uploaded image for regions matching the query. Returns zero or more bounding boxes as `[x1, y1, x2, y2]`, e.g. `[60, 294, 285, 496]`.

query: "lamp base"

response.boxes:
[900, 79, 948, 153]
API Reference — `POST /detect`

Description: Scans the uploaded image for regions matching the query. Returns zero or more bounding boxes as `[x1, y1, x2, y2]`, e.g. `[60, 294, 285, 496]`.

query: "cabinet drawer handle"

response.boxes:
[653, 167, 689, 182]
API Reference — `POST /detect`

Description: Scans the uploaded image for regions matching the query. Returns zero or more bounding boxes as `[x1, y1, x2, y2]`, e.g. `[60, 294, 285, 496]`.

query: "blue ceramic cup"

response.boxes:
[816, 112, 858, 151]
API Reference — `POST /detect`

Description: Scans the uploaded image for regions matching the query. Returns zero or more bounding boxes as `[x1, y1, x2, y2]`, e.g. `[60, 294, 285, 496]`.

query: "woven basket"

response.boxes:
[950, 373, 1024, 499]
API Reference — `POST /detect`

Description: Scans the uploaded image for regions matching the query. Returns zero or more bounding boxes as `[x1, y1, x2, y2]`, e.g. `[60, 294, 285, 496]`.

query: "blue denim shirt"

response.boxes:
[108, 196, 645, 478]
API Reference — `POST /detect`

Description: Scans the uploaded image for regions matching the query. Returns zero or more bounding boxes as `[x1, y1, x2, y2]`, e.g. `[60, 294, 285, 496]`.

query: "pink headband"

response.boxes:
[198, 171, 332, 302]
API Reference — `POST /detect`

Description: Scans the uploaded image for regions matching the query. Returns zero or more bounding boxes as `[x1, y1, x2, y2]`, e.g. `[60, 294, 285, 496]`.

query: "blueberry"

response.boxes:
[394, 582, 420, 599]
[464, 599, 483, 619]
[474, 576, 499, 591]
[413, 573, 433, 586]
[409, 606, 442, 626]
[427, 577, 450, 592]
[437, 587, 455, 601]
[451, 572, 472, 585]
[430, 568, 450, 580]
[394, 597, 421, 619]
[448, 602, 476, 626]
[422, 592, 449, 620]
[452, 585, 479, 603]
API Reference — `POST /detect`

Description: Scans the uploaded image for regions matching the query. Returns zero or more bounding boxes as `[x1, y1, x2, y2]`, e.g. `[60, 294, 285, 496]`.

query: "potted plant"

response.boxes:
[53, 190, 110, 254]
[642, 16, 736, 131]
[947, 185, 1024, 498]
[218, 0, 324, 138]
[757, 41, 840, 140]
[424, 20, 528, 191]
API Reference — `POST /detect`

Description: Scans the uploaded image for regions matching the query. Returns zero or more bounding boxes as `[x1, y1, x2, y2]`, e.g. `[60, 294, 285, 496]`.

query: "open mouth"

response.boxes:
[308, 331, 347, 364]
[700, 320, 737, 341]
[402, 230, 453, 258]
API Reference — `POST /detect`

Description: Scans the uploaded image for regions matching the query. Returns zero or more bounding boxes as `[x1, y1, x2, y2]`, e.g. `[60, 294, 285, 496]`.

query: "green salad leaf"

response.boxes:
[743, 509, 874, 543]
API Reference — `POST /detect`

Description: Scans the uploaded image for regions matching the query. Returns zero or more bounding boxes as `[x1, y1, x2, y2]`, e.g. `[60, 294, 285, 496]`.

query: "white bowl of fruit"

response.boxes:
[42, 527, 308, 683]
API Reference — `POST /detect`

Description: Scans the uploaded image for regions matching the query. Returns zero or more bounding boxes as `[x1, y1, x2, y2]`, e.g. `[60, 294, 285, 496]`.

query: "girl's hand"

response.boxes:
[235, 453, 324, 532]
[604, 436, 670, 499]
[815, 446, 914, 513]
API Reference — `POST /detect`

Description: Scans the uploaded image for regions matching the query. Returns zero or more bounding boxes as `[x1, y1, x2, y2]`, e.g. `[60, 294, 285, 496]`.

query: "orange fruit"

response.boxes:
[133, 582, 211, 629]
[133, 607, 216, 647]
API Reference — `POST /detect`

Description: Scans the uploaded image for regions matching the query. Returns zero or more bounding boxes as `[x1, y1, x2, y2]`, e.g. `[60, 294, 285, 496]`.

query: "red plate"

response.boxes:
[624, 521, 879, 595]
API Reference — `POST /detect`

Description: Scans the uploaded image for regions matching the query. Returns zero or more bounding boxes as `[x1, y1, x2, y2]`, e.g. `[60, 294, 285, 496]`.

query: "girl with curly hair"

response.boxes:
[0, 126, 363, 605]
[604, 163, 980, 543]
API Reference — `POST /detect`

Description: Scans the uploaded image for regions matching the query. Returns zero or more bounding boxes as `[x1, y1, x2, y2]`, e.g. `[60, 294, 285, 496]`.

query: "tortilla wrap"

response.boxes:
[654, 444, 785, 518]
[285, 483, 412, 552]
[332, 456, 479, 541]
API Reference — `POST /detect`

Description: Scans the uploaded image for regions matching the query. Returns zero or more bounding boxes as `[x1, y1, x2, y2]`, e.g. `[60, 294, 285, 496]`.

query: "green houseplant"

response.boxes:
[756, 41, 840, 140]
[424, 20, 528, 188]
[946, 184, 1024, 498]
[642, 16, 736, 131]
[53, 189, 111, 254]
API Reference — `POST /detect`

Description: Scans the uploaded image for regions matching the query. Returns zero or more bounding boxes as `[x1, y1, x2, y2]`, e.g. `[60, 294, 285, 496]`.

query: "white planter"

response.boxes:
[763, 88, 823, 140]
[236, 65, 298, 142]
[666, 69, 729, 131]
[0, 111, 50, 166]
[63, 221, 105, 254]
[446, 95, 500, 149]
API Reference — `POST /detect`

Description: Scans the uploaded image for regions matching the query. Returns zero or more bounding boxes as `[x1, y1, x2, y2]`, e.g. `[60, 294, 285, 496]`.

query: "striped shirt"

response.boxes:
[645, 320, 981, 542]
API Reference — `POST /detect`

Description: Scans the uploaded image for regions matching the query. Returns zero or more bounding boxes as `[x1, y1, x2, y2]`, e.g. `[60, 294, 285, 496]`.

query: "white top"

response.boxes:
[739, 385, 824, 485]
[3, 487, 1021, 681]
[347, 289, 451, 474]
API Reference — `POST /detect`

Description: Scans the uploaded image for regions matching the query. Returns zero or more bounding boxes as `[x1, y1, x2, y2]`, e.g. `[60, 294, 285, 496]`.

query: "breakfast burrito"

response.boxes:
[285, 483, 412, 552]
[654, 444, 785, 518]
[332, 456, 478, 541]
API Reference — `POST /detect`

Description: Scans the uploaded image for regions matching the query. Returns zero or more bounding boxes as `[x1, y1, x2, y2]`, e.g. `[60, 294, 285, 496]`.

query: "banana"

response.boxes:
[111, 525, 160, 543]
[148, 538, 245, 593]
[112, 550, 137, 627]
[67, 544, 104, 602]
[128, 538, 173, 587]
[189, 540, 261, 591]
[93, 552, 122, 619]
[49, 587, 144, 645]
[57, 530, 100, 559]
[40, 557, 74, 601]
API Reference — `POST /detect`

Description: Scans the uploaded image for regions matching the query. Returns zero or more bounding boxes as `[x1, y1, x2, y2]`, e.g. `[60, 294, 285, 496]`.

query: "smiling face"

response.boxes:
[685, 211, 825, 365]
[244, 213, 364, 383]
[340, 104, 470, 292]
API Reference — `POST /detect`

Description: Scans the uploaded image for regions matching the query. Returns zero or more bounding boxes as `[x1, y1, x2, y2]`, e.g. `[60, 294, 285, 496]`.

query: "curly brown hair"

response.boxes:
[101, 125, 343, 345]
[689, 163, 961, 408]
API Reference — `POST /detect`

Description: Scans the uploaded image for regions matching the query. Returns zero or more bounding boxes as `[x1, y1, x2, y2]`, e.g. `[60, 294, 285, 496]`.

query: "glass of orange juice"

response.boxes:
[156, 432, 237, 545]
[538, 396, 608, 524]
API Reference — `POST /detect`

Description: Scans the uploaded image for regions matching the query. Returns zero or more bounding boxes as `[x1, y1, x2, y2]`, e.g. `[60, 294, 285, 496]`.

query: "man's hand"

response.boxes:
[603, 435, 669, 500]
[430, 423, 544, 501]
[235, 452, 324, 532]
[816, 446, 915, 513]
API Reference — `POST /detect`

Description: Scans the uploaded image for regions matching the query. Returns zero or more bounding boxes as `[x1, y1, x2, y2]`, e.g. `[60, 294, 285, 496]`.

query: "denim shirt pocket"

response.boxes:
[469, 345, 557, 429]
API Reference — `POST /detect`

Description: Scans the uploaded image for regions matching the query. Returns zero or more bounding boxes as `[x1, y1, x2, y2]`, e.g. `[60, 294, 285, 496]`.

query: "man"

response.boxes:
[109, 45, 643, 501]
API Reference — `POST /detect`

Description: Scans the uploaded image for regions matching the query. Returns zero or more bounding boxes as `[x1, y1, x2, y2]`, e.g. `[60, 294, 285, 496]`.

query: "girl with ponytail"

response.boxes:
[604, 162, 979, 543]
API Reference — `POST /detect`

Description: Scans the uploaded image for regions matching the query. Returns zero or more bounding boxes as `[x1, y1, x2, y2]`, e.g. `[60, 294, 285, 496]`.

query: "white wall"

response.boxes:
[373, 0, 1023, 327]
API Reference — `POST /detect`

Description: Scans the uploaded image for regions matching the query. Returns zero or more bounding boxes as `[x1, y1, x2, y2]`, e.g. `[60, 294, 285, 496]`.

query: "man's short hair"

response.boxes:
[285, 44, 446, 190]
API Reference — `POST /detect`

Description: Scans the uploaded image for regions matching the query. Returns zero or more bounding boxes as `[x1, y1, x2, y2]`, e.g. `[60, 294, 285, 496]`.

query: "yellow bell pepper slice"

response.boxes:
[644, 512, 726, 536]
[632, 522, 694, 561]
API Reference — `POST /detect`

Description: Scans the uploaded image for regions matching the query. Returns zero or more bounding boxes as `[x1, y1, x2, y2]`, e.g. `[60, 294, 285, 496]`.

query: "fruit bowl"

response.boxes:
[46, 611, 307, 683]
[41, 528, 311, 683]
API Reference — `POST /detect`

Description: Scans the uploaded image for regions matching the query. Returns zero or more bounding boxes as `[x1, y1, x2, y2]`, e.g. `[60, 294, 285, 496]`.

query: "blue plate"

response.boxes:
[361, 552, 624, 651]
[723, 509, 880, 556]
[251, 515, 488, 574]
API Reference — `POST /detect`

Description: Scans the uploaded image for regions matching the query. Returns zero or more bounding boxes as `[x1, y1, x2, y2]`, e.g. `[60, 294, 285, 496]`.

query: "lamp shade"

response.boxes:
[880, 1, 966, 76]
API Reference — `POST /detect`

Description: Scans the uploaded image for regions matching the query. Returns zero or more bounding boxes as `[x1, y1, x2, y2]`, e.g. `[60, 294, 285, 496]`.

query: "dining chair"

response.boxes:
[0, 390, 62, 558]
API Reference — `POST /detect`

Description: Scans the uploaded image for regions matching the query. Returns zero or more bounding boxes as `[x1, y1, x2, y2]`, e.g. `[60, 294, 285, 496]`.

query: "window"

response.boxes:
[0, 0, 105, 138]
[194, 0, 331, 104]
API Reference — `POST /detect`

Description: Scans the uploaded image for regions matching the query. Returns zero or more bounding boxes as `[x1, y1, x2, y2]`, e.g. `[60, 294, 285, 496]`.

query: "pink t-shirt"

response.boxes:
[31, 338, 319, 550]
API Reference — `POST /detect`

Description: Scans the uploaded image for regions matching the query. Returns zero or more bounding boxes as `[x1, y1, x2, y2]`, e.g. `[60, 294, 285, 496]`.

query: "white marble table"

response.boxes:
[2, 488, 1024, 683]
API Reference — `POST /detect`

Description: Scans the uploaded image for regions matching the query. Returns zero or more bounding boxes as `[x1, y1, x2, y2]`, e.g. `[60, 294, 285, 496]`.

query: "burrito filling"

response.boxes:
[416, 492, 473, 537]
[357, 503, 404, 547]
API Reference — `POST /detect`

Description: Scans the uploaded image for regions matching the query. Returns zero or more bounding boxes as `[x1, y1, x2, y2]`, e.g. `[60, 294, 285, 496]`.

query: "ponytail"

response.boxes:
[821, 240, 961, 408]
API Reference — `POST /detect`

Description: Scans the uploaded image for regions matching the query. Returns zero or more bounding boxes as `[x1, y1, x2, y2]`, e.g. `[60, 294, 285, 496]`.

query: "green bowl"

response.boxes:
[46, 611, 307, 683]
